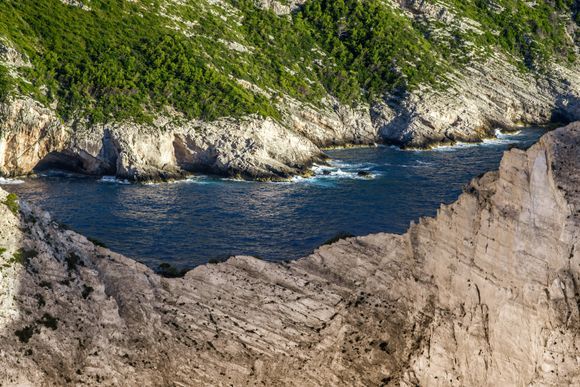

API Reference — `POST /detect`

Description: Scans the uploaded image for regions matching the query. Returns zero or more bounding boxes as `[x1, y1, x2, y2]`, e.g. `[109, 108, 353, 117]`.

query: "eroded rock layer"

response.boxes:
[1, 1, 579, 181]
[0, 123, 579, 385]
[0, 99, 332, 181]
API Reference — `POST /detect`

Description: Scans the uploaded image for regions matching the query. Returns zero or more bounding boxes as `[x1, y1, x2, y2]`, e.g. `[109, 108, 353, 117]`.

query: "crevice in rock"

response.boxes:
[99, 129, 119, 174]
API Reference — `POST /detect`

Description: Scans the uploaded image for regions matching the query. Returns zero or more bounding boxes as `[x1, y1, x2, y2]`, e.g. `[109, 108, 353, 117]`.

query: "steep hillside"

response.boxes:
[0, 0, 578, 180]
[0, 123, 578, 385]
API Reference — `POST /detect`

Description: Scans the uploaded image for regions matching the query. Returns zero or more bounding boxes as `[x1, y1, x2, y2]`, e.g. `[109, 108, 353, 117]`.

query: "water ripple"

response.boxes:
[1, 127, 545, 268]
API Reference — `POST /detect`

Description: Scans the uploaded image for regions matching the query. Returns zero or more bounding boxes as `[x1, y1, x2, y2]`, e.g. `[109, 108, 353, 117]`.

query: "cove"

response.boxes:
[1, 127, 545, 269]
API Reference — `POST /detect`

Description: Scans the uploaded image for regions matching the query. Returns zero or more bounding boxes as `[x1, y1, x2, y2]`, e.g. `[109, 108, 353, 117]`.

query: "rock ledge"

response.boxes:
[0, 123, 578, 385]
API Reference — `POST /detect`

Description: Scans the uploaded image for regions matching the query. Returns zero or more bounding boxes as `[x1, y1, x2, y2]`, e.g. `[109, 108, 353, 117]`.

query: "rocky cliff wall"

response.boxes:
[0, 123, 578, 385]
[373, 0, 580, 146]
[0, 98, 329, 181]
[375, 55, 580, 147]
[2, 53, 578, 182]
[0, 0, 579, 181]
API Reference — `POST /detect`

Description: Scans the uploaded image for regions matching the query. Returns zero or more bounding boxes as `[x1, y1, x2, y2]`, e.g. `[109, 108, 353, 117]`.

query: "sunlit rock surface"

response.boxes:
[0, 123, 578, 385]
[1, 1, 578, 181]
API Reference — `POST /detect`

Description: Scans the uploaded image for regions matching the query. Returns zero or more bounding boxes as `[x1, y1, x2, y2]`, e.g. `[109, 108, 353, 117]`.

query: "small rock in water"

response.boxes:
[357, 171, 371, 177]
[323, 170, 332, 175]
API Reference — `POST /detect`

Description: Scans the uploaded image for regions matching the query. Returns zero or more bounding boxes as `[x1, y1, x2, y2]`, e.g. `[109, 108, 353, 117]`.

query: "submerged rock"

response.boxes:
[0, 123, 578, 385]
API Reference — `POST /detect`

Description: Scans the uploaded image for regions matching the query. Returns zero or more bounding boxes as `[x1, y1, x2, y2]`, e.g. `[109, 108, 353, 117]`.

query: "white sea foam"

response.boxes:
[309, 162, 379, 181]
[330, 160, 378, 169]
[183, 175, 214, 185]
[481, 137, 516, 146]
[98, 176, 131, 185]
[137, 160, 376, 187]
[221, 177, 254, 183]
[141, 175, 213, 186]
[431, 142, 480, 152]
[494, 129, 521, 139]
[431, 129, 523, 152]
[0, 177, 24, 185]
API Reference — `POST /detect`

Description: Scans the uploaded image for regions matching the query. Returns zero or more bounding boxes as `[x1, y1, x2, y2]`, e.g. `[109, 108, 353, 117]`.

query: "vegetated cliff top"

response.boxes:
[0, 0, 577, 125]
[0, 122, 578, 385]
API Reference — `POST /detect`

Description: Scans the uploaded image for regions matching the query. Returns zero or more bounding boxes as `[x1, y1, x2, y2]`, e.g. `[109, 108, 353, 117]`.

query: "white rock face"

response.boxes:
[281, 96, 377, 147]
[0, 123, 578, 385]
[375, 57, 580, 147]
[0, 97, 69, 177]
[256, 0, 307, 15]
[0, 99, 325, 181]
[0, 1, 578, 180]
[59, 0, 91, 11]
[1, 53, 578, 181]
[0, 39, 31, 69]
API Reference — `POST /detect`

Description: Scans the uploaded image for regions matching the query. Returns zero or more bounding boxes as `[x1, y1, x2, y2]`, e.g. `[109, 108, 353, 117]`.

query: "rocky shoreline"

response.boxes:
[0, 122, 578, 385]
[1, 54, 578, 183]
[1, 0, 579, 182]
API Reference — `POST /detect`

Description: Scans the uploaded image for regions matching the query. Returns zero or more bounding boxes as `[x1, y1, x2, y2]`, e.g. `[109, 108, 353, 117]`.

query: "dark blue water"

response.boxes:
[1, 128, 545, 269]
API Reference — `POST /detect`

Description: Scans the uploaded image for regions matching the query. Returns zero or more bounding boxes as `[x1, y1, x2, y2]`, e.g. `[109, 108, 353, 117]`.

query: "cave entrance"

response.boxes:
[33, 150, 116, 176]
[34, 151, 86, 173]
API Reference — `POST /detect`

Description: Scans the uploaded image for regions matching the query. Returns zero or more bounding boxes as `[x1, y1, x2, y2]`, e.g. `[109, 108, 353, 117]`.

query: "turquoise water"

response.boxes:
[1, 128, 545, 269]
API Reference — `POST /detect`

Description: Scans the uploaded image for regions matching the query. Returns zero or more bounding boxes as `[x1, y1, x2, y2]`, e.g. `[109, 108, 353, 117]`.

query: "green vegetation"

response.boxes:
[3, 248, 38, 268]
[88, 237, 107, 248]
[0, 0, 575, 123]
[0, 0, 283, 123]
[39, 280, 53, 289]
[299, 0, 443, 101]
[429, 0, 578, 70]
[0, 65, 12, 102]
[65, 252, 83, 271]
[2, 193, 19, 215]
[14, 313, 58, 343]
[82, 285, 94, 299]
[38, 313, 58, 330]
[35, 293, 46, 308]
[208, 255, 230, 264]
[15, 325, 35, 343]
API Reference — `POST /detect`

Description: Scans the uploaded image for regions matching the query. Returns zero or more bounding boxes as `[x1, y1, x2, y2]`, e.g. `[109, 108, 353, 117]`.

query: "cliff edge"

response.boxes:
[0, 123, 579, 385]
[1, 0, 579, 181]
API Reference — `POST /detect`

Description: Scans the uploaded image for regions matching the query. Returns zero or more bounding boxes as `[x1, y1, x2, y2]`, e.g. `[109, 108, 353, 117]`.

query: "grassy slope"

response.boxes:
[0, 0, 576, 124]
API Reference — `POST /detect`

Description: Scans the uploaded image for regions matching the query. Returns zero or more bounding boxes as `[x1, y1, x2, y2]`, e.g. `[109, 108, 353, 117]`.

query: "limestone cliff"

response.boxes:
[0, 123, 578, 385]
[374, 0, 580, 147]
[0, 0, 578, 181]
[0, 97, 331, 181]
[0, 95, 372, 181]
[2, 57, 578, 182]
[375, 58, 580, 147]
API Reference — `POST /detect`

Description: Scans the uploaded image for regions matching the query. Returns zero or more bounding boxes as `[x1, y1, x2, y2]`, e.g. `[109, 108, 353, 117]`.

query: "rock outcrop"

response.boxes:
[0, 1, 579, 181]
[67, 115, 326, 181]
[0, 99, 327, 181]
[0, 97, 69, 177]
[257, 0, 306, 15]
[2, 53, 578, 182]
[375, 55, 580, 148]
[374, 0, 580, 146]
[0, 123, 578, 385]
